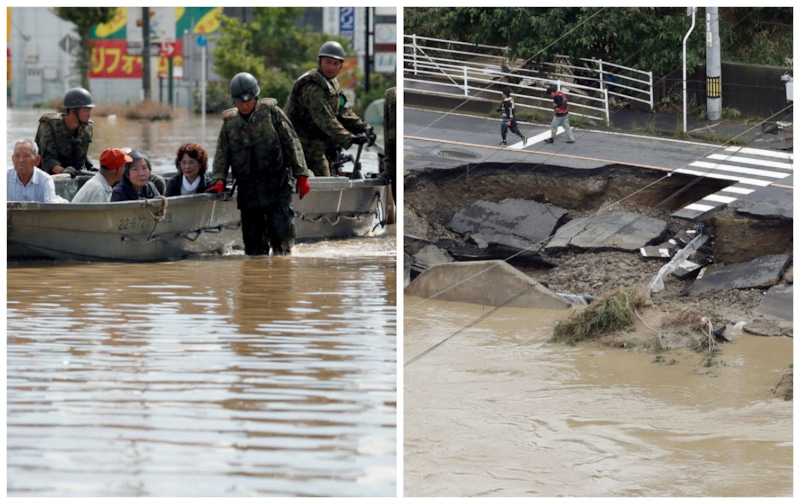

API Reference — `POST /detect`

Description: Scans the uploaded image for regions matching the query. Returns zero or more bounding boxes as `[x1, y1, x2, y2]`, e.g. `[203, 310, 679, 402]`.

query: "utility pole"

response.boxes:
[142, 7, 151, 100]
[364, 7, 371, 94]
[706, 7, 722, 121]
[683, 7, 696, 133]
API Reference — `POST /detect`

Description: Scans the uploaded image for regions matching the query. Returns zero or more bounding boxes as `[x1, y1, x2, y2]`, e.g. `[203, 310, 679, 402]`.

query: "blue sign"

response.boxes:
[196, 34, 208, 47]
[339, 7, 355, 42]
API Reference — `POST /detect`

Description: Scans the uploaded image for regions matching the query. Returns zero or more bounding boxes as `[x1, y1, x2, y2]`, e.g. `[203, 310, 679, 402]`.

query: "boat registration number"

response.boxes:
[117, 213, 173, 231]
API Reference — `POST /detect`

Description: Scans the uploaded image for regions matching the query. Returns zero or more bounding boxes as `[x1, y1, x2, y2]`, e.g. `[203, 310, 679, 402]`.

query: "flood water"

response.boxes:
[404, 297, 792, 498]
[6, 108, 396, 497]
[7, 240, 397, 497]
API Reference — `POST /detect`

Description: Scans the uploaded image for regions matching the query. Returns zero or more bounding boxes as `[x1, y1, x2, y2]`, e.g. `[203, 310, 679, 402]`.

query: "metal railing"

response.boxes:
[404, 34, 655, 125]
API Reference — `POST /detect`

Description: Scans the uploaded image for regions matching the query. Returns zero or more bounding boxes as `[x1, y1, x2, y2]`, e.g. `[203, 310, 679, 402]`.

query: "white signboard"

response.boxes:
[126, 7, 176, 55]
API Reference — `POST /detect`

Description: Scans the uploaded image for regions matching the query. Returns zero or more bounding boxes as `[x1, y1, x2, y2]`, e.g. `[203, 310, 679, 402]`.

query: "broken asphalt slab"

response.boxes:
[449, 198, 567, 252]
[688, 253, 791, 296]
[545, 211, 667, 253]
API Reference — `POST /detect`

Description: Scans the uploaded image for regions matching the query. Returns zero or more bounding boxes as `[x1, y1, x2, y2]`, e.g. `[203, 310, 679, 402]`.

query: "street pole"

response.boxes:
[201, 42, 206, 121]
[142, 7, 151, 100]
[706, 7, 722, 121]
[364, 7, 371, 94]
[683, 7, 696, 133]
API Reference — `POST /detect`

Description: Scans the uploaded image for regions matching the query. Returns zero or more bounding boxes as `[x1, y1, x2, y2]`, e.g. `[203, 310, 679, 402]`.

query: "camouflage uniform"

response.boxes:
[34, 112, 94, 174]
[212, 98, 310, 255]
[383, 87, 397, 201]
[284, 69, 369, 177]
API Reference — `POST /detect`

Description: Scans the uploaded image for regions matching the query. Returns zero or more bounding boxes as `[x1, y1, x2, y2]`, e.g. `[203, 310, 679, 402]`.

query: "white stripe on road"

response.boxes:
[703, 194, 738, 203]
[720, 186, 755, 194]
[706, 153, 793, 171]
[724, 146, 794, 161]
[683, 202, 716, 212]
[689, 161, 790, 179]
[674, 168, 773, 186]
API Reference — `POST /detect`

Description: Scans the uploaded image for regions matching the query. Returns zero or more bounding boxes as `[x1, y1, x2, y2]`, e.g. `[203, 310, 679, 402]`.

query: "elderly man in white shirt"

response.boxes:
[72, 147, 131, 203]
[7, 139, 66, 203]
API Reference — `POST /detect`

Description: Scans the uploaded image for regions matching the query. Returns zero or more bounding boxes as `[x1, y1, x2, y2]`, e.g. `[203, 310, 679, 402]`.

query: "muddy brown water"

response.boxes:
[404, 296, 792, 497]
[7, 239, 397, 497]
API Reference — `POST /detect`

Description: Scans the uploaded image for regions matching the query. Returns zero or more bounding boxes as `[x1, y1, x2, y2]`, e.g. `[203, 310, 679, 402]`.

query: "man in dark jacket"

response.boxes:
[284, 41, 376, 176]
[208, 72, 310, 256]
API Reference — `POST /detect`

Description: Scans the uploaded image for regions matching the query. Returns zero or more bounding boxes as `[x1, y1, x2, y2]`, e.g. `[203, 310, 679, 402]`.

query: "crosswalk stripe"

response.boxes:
[720, 186, 755, 195]
[724, 146, 794, 161]
[706, 153, 793, 170]
[674, 168, 773, 186]
[689, 161, 790, 179]
[683, 202, 716, 212]
[703, 194, 737, 203]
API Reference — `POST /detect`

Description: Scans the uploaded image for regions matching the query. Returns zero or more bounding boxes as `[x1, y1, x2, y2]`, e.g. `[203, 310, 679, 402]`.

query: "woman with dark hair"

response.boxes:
[165, 142, 211, 196]
[110, 150, 161, 201]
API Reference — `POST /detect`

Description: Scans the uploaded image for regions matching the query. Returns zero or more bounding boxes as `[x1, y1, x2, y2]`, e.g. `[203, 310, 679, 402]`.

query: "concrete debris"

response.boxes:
[546, 211, 667, 253]
[449, 198, 567, 253]
[689, 253, 791, 296]
[404, 260, 572, 309]
[648, 232, 709, 293]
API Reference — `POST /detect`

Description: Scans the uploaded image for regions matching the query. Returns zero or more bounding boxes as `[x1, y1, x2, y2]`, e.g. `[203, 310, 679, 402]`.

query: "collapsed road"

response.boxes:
[404, 107, 793, 330]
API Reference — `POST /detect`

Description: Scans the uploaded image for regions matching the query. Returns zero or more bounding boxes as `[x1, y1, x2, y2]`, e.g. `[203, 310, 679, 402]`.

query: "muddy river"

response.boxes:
[404, 297, 792, 497]
[7, 239, 397, 497]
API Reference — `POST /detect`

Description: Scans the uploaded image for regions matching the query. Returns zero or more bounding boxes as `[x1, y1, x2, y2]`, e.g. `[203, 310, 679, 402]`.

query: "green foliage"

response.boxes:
[718, 7, 793, 66]
[405, 7, 793, 81]
[213, 9, 355, 82]
[53, 7, 118, 90]
[353, 73, 395, 117]
[210, 8, 376, 114]
[551, 289, 640, 345]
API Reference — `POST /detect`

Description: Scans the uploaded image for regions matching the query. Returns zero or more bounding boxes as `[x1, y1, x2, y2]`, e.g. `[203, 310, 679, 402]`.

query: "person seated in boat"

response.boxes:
[110, 150, 162, 202]
[165, 142, 211, 196]
[34, 87, 95, 177]
[71, 147, 131, 203]
[119, 147, 167, 194]
[7, 138, 67, 203]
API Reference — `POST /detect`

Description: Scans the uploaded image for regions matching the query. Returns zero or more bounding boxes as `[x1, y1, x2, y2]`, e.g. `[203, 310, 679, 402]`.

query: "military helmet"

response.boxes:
[63, 87, 95, 109]
[318, 41, 345, 61]
[230, 72, 260, 103]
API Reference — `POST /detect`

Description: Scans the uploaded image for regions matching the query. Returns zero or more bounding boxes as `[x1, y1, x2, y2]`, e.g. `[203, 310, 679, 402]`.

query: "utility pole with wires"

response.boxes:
[706, 7, 722, 121]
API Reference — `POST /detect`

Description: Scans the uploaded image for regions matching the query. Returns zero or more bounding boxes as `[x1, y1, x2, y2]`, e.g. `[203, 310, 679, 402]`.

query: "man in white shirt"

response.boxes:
[7, 139, 65, 203]
[71, 147, 131, 203]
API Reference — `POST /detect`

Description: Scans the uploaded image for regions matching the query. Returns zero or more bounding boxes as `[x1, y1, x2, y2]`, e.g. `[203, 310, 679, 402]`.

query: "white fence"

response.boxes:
[404, 34, 654, 125]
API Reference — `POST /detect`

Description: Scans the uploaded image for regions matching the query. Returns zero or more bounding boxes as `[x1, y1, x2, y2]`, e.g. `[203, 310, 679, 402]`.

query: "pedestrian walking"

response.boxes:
[208, 72, 310, 256]
[498, 87, 526, 146]
[544, 85, 575, 144]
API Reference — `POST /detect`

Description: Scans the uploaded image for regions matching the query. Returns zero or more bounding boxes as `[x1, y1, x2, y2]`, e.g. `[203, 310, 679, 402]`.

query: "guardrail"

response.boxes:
[404, 34, 655, 126]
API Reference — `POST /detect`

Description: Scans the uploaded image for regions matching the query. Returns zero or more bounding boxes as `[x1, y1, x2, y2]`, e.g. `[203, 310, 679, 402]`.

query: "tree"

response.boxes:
[53, 7, 117, 91]
[211, 8, 358, 111]
[405, 7, 792, 80]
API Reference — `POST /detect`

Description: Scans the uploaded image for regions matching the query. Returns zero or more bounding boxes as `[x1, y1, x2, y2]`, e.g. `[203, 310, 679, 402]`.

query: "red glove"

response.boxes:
[296, 175, 310, 199]
[205, 181, 224, 194]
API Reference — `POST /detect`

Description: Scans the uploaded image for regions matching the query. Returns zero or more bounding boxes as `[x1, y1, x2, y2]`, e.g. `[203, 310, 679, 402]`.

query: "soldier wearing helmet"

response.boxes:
[208, 72, 311, 256]
[34, 87, 95, 176]
[284, 41, 376, 177]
